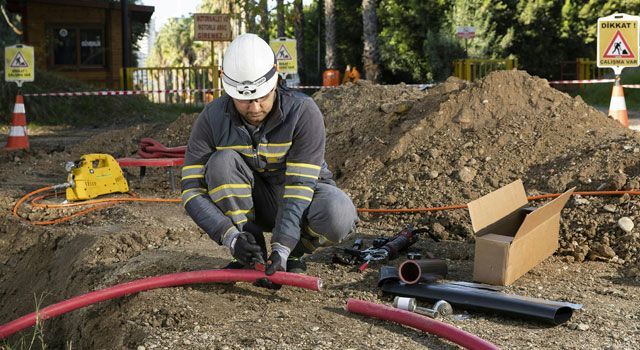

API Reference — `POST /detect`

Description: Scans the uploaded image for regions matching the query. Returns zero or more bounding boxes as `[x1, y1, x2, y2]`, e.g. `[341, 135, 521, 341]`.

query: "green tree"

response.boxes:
[378, 0, 460, 82]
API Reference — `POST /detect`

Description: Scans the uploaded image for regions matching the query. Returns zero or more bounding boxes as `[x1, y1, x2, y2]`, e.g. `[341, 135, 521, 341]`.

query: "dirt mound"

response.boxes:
[316, 70, 640, 265]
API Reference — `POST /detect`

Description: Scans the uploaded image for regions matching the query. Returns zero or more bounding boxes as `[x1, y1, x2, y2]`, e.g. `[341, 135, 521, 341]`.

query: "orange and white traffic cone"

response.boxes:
[608, 77, 629, 128]
[5, 94, 29, 150]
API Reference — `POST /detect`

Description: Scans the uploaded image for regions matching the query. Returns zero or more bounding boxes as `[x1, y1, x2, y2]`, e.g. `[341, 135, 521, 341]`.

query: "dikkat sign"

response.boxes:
[194, 14, 232, 42]
[597, 13, 640, 74]
[5, 44, 34, 86]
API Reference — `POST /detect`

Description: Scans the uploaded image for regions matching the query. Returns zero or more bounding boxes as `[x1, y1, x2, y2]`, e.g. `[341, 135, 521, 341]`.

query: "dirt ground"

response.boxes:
[1, 70, 639, 349]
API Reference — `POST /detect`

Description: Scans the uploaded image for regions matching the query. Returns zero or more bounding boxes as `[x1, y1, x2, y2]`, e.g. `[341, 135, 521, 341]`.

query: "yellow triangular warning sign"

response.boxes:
[10, 52, 29, 68]
[604, 31, 635, 58]
[275, 45, 292, 61]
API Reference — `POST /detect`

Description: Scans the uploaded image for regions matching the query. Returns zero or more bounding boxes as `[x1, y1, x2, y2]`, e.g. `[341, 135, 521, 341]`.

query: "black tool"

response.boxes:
[342, 226, 432, 272]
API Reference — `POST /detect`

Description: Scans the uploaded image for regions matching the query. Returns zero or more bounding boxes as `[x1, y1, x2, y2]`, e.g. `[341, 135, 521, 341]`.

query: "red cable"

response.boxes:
[0, 269, 322, 339]
[346, 299, 500, 350]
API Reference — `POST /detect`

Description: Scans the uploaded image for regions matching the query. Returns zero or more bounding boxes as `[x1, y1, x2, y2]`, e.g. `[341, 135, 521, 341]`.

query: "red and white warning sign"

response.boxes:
[603, 31, 635, 58]
[597, 13, 639, 73]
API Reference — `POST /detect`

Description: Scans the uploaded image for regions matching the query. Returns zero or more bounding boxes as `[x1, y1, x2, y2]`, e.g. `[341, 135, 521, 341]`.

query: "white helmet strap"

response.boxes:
[222, 58, 278, 97]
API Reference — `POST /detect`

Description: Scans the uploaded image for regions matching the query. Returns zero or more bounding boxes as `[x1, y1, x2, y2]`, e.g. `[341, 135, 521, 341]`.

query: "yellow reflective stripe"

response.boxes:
[285, 172, 319, 179]
[258, 141, 292, 147]
[183, 192, 204, 206]
[182, 188, 206, 195]
[306, 225, 336, 244]
[285, 185, 314, 193]
[209, 183, 251, 195]
[300, 237, 317, 251]
[224, 209, 252, 216]
[234, 218, 248, 225]
[181, 174, 204, 180]
[216, 145, 252, 150]
[283, 195, 313, 202]
[286, 162, 321, 170]
[214, 193, 252, 203]
[257, 151, 287, 157]
[182, 165, 204, 170]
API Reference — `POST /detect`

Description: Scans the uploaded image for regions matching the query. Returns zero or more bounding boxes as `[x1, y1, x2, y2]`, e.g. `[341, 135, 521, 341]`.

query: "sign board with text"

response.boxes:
[194, 14, 232, 42]
[456, 26, 476, 39]
[5, 45, 34, 86]
[269, 38, 298, 75]
[597, 13, 639, 74]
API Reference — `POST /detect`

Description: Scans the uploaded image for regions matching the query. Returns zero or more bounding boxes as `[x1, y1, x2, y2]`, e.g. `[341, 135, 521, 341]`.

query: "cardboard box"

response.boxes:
[468, 180, 574, 286]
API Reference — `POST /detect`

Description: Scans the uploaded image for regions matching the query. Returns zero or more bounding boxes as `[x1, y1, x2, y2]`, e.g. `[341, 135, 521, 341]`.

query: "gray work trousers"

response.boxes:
[205, 150, 358, 253]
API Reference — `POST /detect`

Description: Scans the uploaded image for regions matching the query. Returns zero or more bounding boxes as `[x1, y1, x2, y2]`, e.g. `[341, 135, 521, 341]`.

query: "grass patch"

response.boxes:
[566, 68, 640, 109]
[1, 70, 202, 127]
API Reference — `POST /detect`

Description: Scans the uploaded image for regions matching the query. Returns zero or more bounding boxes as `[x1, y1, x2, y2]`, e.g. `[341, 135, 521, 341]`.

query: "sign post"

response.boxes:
[194, 14, 232, 98]
[456, 26, 476, 57]
[5, 44, 35, 88]
[269, 37, 298, 82]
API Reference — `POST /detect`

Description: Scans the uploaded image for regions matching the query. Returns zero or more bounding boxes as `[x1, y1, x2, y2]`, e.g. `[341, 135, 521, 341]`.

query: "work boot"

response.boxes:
[223, 259, 248, 269]
[286, 257, 307, 274]
[286, 243, 307, 274]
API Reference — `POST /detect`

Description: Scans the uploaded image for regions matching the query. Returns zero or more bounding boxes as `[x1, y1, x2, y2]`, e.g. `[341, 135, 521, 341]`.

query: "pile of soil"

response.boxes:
[1, 70, 639, 349]
[315, 71, 640, 267]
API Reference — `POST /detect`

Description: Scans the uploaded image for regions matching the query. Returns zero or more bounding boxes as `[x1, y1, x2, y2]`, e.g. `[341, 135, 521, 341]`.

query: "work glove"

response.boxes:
[225, 231, 264, 265]
[265, 243, 290, 275]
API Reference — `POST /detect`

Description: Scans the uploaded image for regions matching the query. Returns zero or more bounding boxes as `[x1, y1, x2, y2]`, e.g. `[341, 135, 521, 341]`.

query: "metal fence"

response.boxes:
[452, 58, 518, 82]
[121, 66, 221, 106]
[559, 58, 609, 81]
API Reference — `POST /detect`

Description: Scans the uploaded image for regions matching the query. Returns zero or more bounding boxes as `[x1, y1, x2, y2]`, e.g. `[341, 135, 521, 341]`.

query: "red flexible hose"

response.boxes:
[346, 299, 500, 350]
[0, 269, 322, 339]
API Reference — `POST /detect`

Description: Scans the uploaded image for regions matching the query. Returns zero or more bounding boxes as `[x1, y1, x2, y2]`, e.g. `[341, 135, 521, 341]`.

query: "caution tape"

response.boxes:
[22, 83, 435, 97]
[548, 79, 640, 89]
[548, 79, 616, 85]
[22, 88, 223, 97]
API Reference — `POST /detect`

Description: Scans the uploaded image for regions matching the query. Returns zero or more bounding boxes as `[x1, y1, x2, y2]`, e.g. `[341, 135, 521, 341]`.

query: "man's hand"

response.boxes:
[265, 251, 286, 275]
[231, 232, 264, 265]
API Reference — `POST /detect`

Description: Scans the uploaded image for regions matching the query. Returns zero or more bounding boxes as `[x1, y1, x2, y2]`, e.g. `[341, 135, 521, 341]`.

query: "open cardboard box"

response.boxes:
[468, 179, 574, 286]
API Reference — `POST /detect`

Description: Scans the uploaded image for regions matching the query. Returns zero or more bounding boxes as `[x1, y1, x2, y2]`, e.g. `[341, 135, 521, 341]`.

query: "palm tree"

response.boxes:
[259, 0, 270, 41]
[276, 0, 285, 38]
[362, 0, 380, 82]
[324, 0, 336, 69]
[294, 0, 304, 80]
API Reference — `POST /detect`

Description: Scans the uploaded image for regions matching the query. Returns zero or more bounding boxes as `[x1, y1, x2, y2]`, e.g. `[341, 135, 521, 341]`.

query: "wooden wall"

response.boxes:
[26, 2, 124, 88]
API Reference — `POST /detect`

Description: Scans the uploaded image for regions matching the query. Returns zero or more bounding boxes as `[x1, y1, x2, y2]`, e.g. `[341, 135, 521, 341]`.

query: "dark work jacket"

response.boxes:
[180, 86, 332, 251]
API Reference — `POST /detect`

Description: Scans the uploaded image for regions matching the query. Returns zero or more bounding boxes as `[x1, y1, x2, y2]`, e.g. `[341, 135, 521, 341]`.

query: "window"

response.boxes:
[52, 26, 106, 67]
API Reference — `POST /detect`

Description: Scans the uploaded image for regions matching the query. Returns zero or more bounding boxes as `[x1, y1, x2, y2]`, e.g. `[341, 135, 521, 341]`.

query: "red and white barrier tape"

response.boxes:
[22, 88, 223, 97]
[548, 79, 615, 85]
[22, 83, 434, 97]
[547, 79, 640, 88]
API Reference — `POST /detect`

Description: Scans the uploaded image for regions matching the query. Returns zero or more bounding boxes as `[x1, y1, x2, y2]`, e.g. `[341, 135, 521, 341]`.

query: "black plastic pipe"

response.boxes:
[379, 266, 581, 325]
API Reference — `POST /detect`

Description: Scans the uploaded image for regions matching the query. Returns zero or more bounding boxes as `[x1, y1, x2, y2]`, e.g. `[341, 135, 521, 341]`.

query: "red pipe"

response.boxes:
[346, 299, 500, 350]
[0, 269, 321, 339]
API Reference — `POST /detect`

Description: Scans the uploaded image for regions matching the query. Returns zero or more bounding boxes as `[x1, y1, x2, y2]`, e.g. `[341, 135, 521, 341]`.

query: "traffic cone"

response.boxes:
[5, 94, 29, 150]
[608, 78, 629, 128]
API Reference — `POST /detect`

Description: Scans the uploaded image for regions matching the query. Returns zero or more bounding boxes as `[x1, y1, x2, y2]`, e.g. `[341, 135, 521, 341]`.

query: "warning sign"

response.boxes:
[275, 45, 293, 61]
[597, 13, 639, 72]
[5, 45, 35, 85]
[10, 52, 29, 68]
[269, 38, 298, 75]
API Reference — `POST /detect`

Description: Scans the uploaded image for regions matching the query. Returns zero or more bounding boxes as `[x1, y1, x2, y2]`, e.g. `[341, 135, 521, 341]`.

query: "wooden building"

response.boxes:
[6, 0, 154, 88]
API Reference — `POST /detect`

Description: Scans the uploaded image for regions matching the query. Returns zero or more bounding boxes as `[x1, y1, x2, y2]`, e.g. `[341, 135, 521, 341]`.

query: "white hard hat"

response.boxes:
[221, 33, 278, 100]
